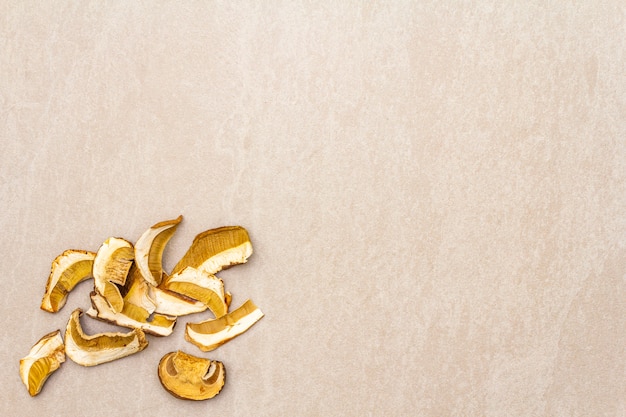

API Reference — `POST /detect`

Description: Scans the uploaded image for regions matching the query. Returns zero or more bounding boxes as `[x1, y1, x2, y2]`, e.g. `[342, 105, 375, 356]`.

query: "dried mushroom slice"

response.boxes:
[41, 249, 96, 313]
[122, 264, 157, 314]
[86, 291, 176, 337]
[152, 286, 208, 317]
[65, 309, 148, 366]
[93, 237, 134, 313]
[135, 215, 182, 286]
[158, 351, 225, 400]
[171, 226, 252, 276]
[124, 264, 207, 317]
[19, 330, 65, 396]
[186, 299, 264, 352]
[162, 267, 227, 318]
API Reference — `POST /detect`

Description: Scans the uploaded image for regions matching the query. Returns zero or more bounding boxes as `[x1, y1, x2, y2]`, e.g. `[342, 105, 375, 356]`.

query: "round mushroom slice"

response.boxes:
[158, 351, 225, 400]
[19, 330, 65, 396]
[171, 226, 253, 276]
[65, 309, 148, 366]
[134, 215, 182, 286]
[41, 249, 96, 313]
[93, 237, 134, 313]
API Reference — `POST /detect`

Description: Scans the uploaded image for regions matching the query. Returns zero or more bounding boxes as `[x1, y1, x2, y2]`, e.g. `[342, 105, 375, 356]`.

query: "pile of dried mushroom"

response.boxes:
[20, 216, 263, 400]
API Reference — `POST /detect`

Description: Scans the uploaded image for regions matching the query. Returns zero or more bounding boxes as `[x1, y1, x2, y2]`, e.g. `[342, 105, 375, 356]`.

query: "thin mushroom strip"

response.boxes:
[185, 299, 264, 352]
[135, 215, 182, 286]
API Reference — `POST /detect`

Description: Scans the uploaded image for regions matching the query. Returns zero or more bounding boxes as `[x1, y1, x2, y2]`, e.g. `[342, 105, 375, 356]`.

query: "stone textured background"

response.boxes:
[1, 2, 624, 416]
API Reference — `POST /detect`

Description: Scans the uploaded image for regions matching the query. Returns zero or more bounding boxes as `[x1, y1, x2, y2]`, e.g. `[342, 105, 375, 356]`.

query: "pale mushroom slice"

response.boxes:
[152, 286, 208, 317]
[86, 291, 176, 337]
[93, 237, 134, 313]
[41, 249, 96, 313]
[171, 226, 253, 276]
[65, 309, 148, 367]
[122, 264, 157, 314]
[135, 215, 182, 286]
[158, 351, 225, 400]
[185, 299, 264, 352]
[19, 330, 65, 396]
[161, 267, 227, 318]
[122, 264, 206, 317]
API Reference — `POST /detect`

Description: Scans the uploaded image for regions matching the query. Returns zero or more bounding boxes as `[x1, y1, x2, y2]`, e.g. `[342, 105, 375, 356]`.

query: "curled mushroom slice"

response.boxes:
[152, 286, 208, 317]
[41, 249, 95, 313]
[162, 267, 226, 318]
[158, 351, 225, 400]
[171, 226, 253, 276]
[19, 330, 65, 396]
[135, 215, 182, 286]
[185, 299, 264, 352]
[65, 309, 148, 367]
[122, 264, 206, 317]
[93, 237, 134, 313]
[86, 291, 176, 337]
[122, 264, 157, 314]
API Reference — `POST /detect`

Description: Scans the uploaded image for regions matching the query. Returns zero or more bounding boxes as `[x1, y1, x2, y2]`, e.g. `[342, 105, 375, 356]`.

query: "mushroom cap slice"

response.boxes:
[41, 249, 95, 313]
[152, 286, 208, 317]
[65, 309, 148, 367]
[122, 264, 157, 314]
[158, 351, 225, 400]
[162, 267, 227, 318]
[171, 226, 252, 276]
[93, 237, 134, 313]
[135, 216, 182, 287]
[123, 263, 207, 317]
[86, 291, 176, 337]
[185, 299, 264, 352]
[19, 330, 65, 396]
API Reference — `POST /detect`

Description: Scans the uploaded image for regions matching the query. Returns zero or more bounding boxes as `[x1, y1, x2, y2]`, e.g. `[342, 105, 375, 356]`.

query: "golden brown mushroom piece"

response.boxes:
[86, 291, 176, 337]
[41, 249, 95, 313]
[19, 330, 65, 396]
[134, 215, 182, 286]
[65, 309, 148, 366]
[161, 267, 227, 318]
[93, 237, 134, 313]
[185, 299, 264, 352]
[171, 226, 253, 276]
[152, 286, 208, 317]
[158, 351, 225, 400]
[122, 263, 157, 314]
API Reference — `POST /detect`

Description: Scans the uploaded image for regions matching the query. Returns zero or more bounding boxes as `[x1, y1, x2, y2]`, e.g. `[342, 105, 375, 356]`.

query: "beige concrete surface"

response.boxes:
[1, 2, 625, 416]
